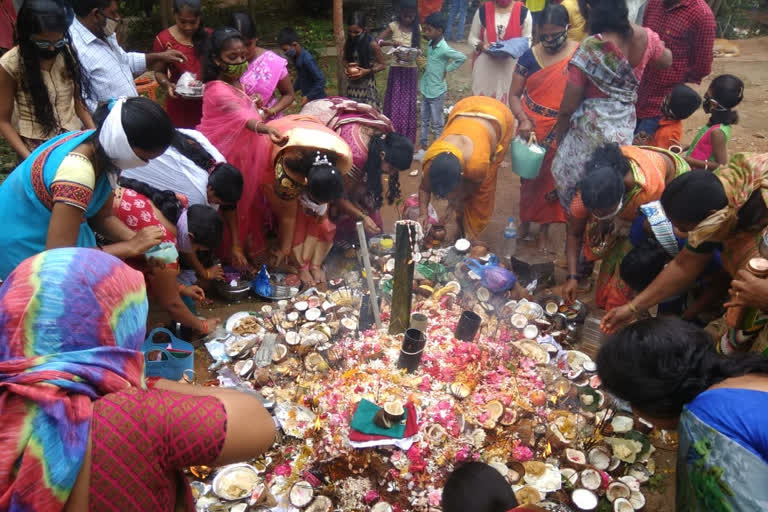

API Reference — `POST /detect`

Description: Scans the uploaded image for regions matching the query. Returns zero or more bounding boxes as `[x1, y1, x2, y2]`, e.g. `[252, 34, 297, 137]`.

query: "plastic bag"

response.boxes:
[464, 255, 517, 293]
[253, 264, 272, 298]
[401, 193, 438, 225]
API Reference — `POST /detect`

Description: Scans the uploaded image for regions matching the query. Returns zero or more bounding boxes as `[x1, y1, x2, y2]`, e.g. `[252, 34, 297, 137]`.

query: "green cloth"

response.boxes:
[350, 398, 408, 438]
[419, 38, 467, 99]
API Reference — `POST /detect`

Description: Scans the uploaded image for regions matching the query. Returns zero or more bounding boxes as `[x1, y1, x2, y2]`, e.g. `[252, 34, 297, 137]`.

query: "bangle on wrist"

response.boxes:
[200, 319, 209, 333]
[566, 274, 580, 282]
[628, 301, 639, 314]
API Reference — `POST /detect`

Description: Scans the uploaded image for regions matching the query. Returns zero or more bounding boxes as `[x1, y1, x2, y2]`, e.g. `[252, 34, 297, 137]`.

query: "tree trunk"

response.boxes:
[160, 0, 173, 29]
[388, 224, 415, 335]
[333, 0, 346, 95]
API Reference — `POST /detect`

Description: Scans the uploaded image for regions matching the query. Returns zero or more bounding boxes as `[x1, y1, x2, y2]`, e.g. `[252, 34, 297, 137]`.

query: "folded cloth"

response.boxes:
[486, 37, 529, 59]
[349, 399, 414, 438]
[349, 435, 417, 451]
[349, 402, 419, 442]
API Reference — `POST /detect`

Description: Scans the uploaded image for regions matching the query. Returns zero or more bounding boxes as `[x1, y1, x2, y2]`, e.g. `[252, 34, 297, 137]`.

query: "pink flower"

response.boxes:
[512, 445, 534, 462]
[428, 489, 442, 507]
[363, 490, 380, 504]
[456, 446, 472, 462]
[273, 463, 291, 477]
[418, 376, 431, 391]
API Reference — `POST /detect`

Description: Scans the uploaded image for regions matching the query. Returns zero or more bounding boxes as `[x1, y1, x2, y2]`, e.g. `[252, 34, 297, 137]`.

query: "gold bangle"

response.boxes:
[628, 302, 638, 314]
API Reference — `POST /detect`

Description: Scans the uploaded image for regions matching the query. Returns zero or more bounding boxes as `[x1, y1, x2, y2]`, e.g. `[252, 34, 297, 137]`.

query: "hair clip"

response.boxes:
[314, 151, 332, 167]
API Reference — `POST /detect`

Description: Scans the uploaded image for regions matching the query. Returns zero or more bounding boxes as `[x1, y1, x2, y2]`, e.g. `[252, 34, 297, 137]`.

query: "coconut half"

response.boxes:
[587, 446, 611, 471]
[613, 498, 634, 512]
[499, 407, 518, 426]
[294, 301, 309, 312]
[523, 324, 539, 340]
[571, 488, 598, 511]
[579, 468, 602, 491]
[611, 414, 635, 434]
[305, 308, 322, 322]
[289, 481, 314, 508]
[629, 491, 646, 510]
[627, 463, 651, 483]
[545, 302, 559, 316]
[511, 313, 528, 329]
[560, 467, 579, 487]
[371, 502, 393, 512]
[287, 311, 300, 322]
[450, 382, 471, 399]
[305, 496, 333, 512]
[304, 352, 328, 372]
[454, 238, 471, 253]
[486, 400, 505, 423]
[285, 331, 300, 346]
[476, 287, 491, 302]
[341, 317, 358, 332]
[618, 476, 641, 493]
[564, 448, 587, 469]
[607, 482, 631, 503]
[384, 400, 405, 420]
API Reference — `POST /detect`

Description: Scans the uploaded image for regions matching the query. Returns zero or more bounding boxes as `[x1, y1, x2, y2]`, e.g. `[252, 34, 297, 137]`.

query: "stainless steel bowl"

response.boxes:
[214, 279, 251, 302]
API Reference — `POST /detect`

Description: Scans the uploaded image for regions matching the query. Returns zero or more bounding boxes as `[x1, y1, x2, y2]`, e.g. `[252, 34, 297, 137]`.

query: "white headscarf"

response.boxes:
[98, 98, 148, 170]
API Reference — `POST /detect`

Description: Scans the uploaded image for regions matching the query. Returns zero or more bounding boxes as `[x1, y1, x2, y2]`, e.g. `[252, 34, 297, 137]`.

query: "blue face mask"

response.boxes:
[285, 48, 297, 58]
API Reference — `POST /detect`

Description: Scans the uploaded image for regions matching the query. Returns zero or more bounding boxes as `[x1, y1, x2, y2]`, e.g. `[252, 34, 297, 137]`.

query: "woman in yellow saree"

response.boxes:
[417, 96, 515, 240]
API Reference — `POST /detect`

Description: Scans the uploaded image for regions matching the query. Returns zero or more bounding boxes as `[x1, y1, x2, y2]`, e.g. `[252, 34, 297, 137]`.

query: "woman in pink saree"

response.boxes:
[230, 12, 295, 121]
[196, 27, 286, 265]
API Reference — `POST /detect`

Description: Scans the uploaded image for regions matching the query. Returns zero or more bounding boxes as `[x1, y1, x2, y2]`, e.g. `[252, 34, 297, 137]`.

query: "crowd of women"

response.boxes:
[1, 0, 767, 509]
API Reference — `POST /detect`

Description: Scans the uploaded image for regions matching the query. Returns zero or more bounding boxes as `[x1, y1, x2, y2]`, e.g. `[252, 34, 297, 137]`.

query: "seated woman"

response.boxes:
[197, 27, 287, 263]
[230, 11, 295, 121]
[120, 128, 245, 275]
[0, 0, 94, 160]
[0, 96, 173, 279]
[0, 248, 275, 511]
[418, 96, 515, 241]
[257, 114, 352, 285]
[114, 178, 223, 334]
[602, 153, 768, 355]
[597, 317, 768, 510]
[562, 143, 689, 310]
[301, 97, 414, 243]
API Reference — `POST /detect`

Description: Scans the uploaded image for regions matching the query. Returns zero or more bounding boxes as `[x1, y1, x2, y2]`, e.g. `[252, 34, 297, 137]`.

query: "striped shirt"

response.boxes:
[69, 17, 145, 111]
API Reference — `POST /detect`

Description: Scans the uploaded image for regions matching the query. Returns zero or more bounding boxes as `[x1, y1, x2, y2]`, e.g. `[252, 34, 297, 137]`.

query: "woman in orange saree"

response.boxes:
[564, 143, 689, 310]
[508, 5, 577, 252]
[418, 96, 515, 240]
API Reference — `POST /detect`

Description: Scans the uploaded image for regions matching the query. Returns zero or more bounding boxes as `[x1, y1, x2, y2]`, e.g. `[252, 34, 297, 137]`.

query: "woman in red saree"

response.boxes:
[196, 27, 286, 265]
[508, 5, 577, 252]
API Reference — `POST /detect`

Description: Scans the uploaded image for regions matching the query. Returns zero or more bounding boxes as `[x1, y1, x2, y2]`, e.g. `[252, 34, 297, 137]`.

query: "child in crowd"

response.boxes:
[685, 74, 744, 170]
[415, 12, 467, 160]
[379, 0, 420, 143]
[278, 27, 327, 106]
[620, 204, 728, 324]
[343, 11, 386, 109]
[639, 84, 701, 150]
[442, 462, 543, 512]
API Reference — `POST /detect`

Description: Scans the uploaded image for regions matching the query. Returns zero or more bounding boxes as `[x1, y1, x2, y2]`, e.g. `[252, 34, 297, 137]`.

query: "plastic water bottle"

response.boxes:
[503, 217, 517, 260]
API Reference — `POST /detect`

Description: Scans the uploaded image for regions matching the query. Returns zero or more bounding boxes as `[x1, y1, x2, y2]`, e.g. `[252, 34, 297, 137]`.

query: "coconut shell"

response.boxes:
[579, 468, 602, 491]
[486, 400, 505, 422]
[613, 497, 634, 512]
[607, 482, 632, 503]
[564, 448, 587, 469]
[571, 488, 598, 511]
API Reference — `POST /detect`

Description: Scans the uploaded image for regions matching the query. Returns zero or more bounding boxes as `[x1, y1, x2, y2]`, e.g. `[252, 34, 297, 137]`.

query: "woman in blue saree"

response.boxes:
[0, 97, 174, 278]
[597, 317, 768, 511]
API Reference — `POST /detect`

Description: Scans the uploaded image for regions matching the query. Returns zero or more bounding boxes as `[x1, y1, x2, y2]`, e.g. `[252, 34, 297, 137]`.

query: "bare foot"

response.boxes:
[310, 265, 326, 286]
[299, 266, 315, 287]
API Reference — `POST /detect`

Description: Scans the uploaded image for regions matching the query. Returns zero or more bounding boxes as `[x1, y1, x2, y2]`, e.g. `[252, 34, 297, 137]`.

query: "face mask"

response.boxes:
[222, 60, 248, 79]
[99, 11, 120, 38]
[593, 197, 624, 221]
[541, 31, 568, 53]
[36, 47, 61, 60]
[285, 48, 297, 58]
[99, 98, 149, 170]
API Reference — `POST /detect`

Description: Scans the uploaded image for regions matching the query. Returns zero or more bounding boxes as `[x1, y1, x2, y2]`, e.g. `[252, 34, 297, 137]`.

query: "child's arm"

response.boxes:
[444, 47, 467, 73]
[378, 25, 396, 47]
[709, 128, 729, 166]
